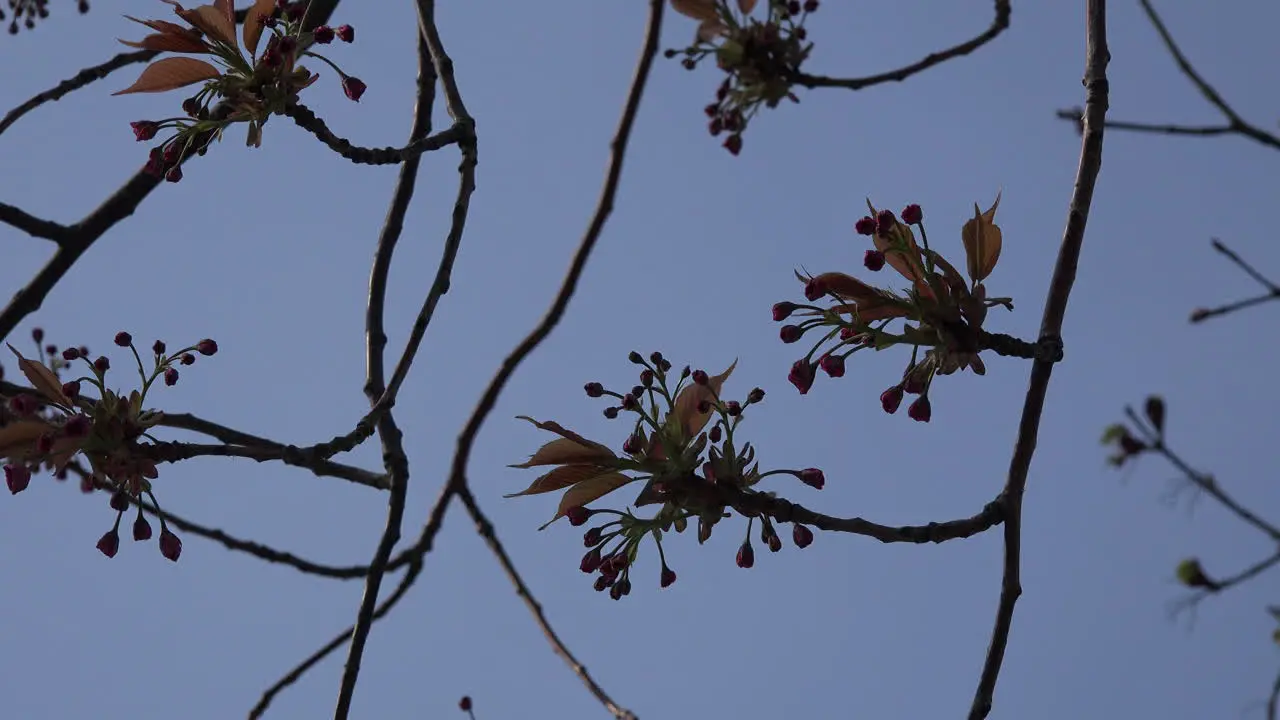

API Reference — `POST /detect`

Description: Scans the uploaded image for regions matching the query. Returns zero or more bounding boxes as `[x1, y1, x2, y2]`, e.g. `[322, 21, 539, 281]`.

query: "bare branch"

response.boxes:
[330, 26, 441, 720]
[0, 201, 69, 242]
[791, 1, 1010, 91]
[457, 488, 637, 719]
[1186, 239, 1280, 323]
[141, 441, 388, 489]
[1057, 1, 1280, 152]
[0, 49, 156, 138]
[283, 103, 471, 165]
[969, 2, 1109, 717]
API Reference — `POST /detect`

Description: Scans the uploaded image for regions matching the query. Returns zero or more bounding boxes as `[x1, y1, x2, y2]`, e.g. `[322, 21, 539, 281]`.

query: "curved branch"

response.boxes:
[141, 441, 388, 489]
[731, 490, 1005, 544]
[0, 201, 69, 242]
[790, 1, 1010, 91]
[968, 2, 1109, 718]
[0, 49, 156, 138]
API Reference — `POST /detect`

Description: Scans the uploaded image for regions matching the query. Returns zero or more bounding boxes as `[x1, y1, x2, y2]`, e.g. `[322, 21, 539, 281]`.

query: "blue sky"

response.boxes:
[2, 1, 1279, 718]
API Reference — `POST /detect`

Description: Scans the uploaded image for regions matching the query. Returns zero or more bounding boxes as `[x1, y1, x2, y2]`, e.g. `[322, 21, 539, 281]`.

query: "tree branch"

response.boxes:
[141, 441, 387, 489]
[790, 1, 1010, 91]
[1187, 239, 1280, 323]
[968, 2, 1109, 717]
[0, 201, 69, 242]
[0, 49, 156, 138]
[330, 26, 441, 720]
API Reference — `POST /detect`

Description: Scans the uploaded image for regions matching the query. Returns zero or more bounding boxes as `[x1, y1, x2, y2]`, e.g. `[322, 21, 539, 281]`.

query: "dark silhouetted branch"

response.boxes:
[791, 1, 1010, 91]
[969, 1, 1109, 718]
[0, 49, 156, 138]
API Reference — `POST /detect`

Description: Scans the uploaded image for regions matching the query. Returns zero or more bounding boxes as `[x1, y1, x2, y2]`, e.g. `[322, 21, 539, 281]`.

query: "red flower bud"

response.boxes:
[793, 523, 814, 548]
[96, 529, 120, 558]
[312, 24, 335, 43]
[93, 356, 110, 372]
[62, 347, 80, 360]
[584, 381, 604, 397]
[819, 353, 844, 378]
[152, 340, 167, 356]
[130, 121, 159, 141]
[660, 566, 677, 588]
[880, 385, 903, 414]
[854, 216, 876, 235]
[772, 301, 798, 321]
[566, 506, 590, 526]
[459, 696, 473, 712]
[335, 24, 354, 42]
[4, 464, 31, 494]
[788, 360, 815, 395]
[159, 528, 182, 561]
[723, 133, 743, 156]
[133, 514, 153, 541]
[908, 395, 932, 423]
[735, 541, 755, 569]
[875, 209, 895, 235]
[196, 339, 218, 356]
[64, 414, 90, 437]
[901, 203, 923, 224]
[798, 467, 825, 489]
[114, 331, 132, 347]
[164, 367, 179, 386]
[780, 325, 804, 344]
[342, 76, 366, 102]
[580, 547, 603, 573]
[864, 249, 886, 271]
[692, 369, 709, 385]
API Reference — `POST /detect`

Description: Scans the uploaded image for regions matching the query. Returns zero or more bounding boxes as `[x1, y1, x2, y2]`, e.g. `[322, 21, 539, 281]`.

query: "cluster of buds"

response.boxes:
[666, 0, 816, 155]
[117, 0, 362, 181]
[4, 0, 90, 35]
[508, 351, 823, 598]
[772, 196, 1013, 423]
[0, 328, 219, 561]
[1100, 395, 1166, 467]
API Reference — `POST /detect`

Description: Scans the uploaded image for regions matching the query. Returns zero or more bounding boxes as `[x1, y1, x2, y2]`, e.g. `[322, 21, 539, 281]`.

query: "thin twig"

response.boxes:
[968, 2, 1109, 717]
[330, 28, 440, 720]
[1269, 670, 1280, 720]
[457, 486, 637, 719]
[791, 1, 1010, 90]
[67, 462, 373, 578]
[1056, 1, 1280, 152]
[250, 560, 425, 720]
[1186, 239, 1280, 322]
[0, 49, 157, 138]
[1211, 239, 1279, 293]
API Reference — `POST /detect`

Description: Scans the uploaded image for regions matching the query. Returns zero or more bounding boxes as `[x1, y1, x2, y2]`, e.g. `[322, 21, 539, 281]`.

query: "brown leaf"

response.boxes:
[113, 57, 221, 95]
[542, 472, 634, 529]
[514, 416, 614, 455]
[673, 360, 737, 439]
[120, 32, 210, 53]
[812, 272, 882, 303]
[737, 0, 758, 13]
[509, 437, 616, 469]
[506, 464, 617, 498]
[163, 0, 237, 47]
[671, 0, 718, 21]
[0, 420, 53, 459]
[6, 345, 71, 406]
[696, 18, 728, 41]
[961, 192, 1003, 282]
[242, 0, 276, 56]
[830, 300, 912, 323]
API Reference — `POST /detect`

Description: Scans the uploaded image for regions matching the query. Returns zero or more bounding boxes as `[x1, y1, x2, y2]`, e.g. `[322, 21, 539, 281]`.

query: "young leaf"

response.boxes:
[505, 464, 616, 498]
[6, 344, 71, 406]
[514, 416, 613, 455]
[119, 27, 209, 54]
[961, 192, 1003, 282]
[0, 420, 54, 459]
[164, 0, 238, 48]
[113, 57, 221, 95]
[671, 0, 718, 21]
[509, 437, 617, 469]
[541, 472, 634, 529]
[673, 360, 737, 439]
[242, 0, 276, 56]
[737, 0, 758, 13]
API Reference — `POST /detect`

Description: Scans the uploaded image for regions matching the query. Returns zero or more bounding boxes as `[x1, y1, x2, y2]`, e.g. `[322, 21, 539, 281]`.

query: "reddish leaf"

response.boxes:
[113, 57, 221, 95]
[811, 272, 882, 303]
[961, 192, 1003, 282]
[120, 32, 209, 53]
[6, 345, 71, 406]
[737, 0, 758, 13]
[510, 437, 616, 469]
[514, 416, 613, 455]
[671, 0, 717, 21]
[673, 360, 736, 439]
[242, 0, 276, 56]
[0, 420, 53, 459]
[162, 1, 237, 47]
[541, 472, 634, 529]
[505, 464, 617, 498]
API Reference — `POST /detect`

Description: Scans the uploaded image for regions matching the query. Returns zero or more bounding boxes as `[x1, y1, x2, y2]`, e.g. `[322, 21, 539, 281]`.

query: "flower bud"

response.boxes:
[566, 506, 590, 526]
[864, 249, 886, 272]
[114, 331, 132, 347]
[660, 565, 677, 588]
[875, 209, 895, 235]
[908, 396, 932, 423]
[133, 514, 153, 541]
[854, 216, 876, 235]
[780, 325, 804, 344]
[196, 339, 218, 356]
[159, 528, 182, 561]
[96, 529, 120, 558]
[4, 464, 31, 494]
[788, 360, 815, 395]
[901, 203, 923, 224]
[880, 386, 903, 414]
[798, 468, 825, 489]
[793, 523, 814, 548]
[819, 353, 845, 378]
[772, 302, 798, 321]
[735, 540, 755, 569]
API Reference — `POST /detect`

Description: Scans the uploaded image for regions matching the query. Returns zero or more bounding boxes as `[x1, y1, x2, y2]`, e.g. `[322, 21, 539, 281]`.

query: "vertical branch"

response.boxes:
[331, 32, 438, 720]
[968, 1, 1110, 718]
